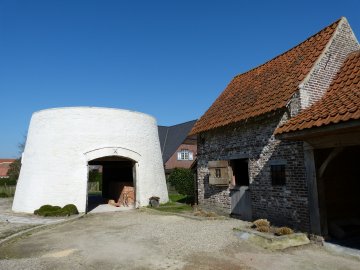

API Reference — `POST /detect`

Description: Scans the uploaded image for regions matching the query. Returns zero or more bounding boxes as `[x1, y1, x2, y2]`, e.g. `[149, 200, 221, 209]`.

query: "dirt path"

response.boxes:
[0, 210, 359, 270]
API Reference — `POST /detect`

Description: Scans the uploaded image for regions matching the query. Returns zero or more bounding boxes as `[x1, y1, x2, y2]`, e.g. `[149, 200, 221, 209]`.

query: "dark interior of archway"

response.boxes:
[315, 145, 360, 249]
[87, 156, 134, 212]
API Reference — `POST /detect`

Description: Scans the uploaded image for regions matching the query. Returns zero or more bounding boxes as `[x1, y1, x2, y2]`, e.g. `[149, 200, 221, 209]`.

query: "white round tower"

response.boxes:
[13, 107, 168, 213]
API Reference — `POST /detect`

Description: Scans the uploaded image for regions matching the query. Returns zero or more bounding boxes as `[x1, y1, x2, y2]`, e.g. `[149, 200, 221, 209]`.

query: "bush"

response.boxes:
[253, 219, 270, 228]
[62, 204, 79, 215]
[256, 225, 270, 233]
[7, 158, 21, 182]
[34, 204, 79, 217]
[168, 168, 195, 197]
[0, 192, 9, 198]
[275, 227, 294, 236]
[0, 178, 17, 186]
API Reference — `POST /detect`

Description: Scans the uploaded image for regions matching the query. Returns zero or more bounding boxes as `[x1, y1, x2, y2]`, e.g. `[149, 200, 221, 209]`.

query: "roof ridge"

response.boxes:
[158, 120, 197, 128]
[233, 17, 343, 79]
[166, 119, 197, 128]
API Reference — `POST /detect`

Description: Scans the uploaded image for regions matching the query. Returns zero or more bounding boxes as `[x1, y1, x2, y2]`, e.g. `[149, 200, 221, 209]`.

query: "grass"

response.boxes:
[153, 204, 192, 213]
[168, 194, 194, 204]
[148, 193, 193, 213]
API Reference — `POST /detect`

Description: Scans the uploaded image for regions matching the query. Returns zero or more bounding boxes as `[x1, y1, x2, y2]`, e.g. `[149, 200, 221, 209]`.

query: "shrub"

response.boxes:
[168, 168, 195, 196]
[0, 192, 9, 198]
[256, 225, 270, 233]
[62, 204, 79, 215]
[253, 219, 270, 228]
[0, 179, 17, 186]
[7, 158, 21, 182]
[275, 227, 294, 236]
[34, 204, 79, 217]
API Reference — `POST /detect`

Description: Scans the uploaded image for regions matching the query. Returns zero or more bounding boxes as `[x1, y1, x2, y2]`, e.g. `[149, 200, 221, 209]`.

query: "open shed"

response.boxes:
[12, 107, 168, 213]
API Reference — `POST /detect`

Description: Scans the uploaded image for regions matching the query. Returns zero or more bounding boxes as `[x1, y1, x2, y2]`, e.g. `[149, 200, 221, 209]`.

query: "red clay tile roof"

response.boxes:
[191, 19, 341, 135]
[0, 159, 16, 163]
[275, 50, 360, 134]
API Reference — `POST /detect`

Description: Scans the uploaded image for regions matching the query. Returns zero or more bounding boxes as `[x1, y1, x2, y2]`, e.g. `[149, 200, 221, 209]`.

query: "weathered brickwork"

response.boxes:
[165, 143, 197, 170]
[197, 111, 310, 231]
[196, 18, 360, 233]
[299, 18, 360, 110]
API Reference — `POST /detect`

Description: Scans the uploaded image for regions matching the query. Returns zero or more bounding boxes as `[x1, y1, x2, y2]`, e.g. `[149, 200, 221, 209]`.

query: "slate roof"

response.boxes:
[158, 120, 197, 163]
[191, 18, 341, 135]
[275, 50, 360, 134]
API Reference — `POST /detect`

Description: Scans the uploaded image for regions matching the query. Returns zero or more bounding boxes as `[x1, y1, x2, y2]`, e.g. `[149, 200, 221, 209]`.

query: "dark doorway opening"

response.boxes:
[230, 158, 252, 221]
[315, 146, 360, 249]
[231, 159, 249, 186]
[87, 156, 135, 212]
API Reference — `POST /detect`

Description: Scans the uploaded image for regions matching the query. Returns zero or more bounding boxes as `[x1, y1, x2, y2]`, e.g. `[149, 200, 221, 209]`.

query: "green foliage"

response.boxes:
[168, 168, 195, 197]
[34, 204, 79, 217]
[151, 204, 192, 213]
[89, 170, 102, 182]
[0, 178, 17, 186]
[7, 158, 21, 182]
[62, 204, 79, 215]
[0, 192, 9, 198]
[169, 193, 194, 204]
[169, 194, 187, 202]
[89, 170, 102, 191]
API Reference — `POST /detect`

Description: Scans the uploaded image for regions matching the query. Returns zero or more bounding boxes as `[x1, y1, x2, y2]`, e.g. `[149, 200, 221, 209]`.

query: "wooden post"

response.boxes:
[303, 142, 322, 235]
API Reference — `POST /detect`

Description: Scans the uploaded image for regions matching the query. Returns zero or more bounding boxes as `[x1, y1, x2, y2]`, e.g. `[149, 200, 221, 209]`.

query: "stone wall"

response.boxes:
[197, 111, 310, 231]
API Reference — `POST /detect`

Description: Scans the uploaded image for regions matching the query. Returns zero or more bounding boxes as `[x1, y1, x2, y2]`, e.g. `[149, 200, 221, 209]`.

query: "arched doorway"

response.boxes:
[87, 156, 136, 212]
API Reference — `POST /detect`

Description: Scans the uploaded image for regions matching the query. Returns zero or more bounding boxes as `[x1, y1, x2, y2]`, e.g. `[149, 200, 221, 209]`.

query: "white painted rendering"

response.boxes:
[12, 107, 168, 213]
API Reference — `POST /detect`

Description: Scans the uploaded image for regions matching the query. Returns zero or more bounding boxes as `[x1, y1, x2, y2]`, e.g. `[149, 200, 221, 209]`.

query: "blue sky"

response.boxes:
[1, 0, 360, 157]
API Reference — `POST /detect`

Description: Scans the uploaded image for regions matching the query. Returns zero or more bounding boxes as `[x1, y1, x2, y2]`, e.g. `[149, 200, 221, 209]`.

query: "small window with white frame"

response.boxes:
[177, 149, 193, 161]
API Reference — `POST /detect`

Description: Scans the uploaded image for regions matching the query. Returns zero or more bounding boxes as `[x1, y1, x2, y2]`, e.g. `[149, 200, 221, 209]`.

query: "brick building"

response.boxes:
[0, 159, 16, 179]
[276, 50, 360, 240]
[158, 120, 197, 176]
[190, 17, 359, 234]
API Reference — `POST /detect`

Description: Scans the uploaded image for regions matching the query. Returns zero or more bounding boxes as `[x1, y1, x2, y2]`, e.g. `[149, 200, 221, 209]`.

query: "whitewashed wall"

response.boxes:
[13, 107, 168, 213]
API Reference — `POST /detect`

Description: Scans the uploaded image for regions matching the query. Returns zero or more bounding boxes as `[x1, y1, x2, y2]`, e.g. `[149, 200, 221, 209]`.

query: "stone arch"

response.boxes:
[84, 146, 141, 163]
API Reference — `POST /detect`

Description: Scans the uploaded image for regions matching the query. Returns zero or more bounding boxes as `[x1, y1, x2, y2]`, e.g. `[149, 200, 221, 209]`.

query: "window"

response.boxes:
[177, 149, 193, 161]
[271, 165, 286, 185]
[215, 168, 221, 178]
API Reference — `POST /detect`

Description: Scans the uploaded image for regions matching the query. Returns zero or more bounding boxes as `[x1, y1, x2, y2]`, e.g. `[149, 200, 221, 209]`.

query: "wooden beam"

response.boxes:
[303, 142, 321, 235]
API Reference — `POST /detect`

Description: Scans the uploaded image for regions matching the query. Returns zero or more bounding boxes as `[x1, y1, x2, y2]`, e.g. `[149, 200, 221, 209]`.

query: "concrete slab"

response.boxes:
[324, 242, 360, 261]
[88, 204, 135, 213]
[233, 227, 310, 250]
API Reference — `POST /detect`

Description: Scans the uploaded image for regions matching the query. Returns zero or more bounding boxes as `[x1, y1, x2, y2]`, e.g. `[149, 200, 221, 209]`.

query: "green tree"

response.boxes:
[6, 136, 26, 182]
[7, 158, 21, 182]
[168, 168, 195, 196]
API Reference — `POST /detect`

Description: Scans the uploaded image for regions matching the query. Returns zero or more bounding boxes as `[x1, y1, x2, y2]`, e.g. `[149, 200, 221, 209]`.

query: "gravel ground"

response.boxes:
[0, 210, 360, 270]
[0, 198, 67, 243]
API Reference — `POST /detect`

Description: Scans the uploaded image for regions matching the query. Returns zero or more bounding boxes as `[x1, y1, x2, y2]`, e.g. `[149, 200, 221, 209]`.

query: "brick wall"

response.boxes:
[299, 18, 360, 110]
[165, 143, 197, 170]
[197, 111, 310, 231]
